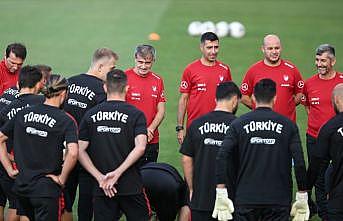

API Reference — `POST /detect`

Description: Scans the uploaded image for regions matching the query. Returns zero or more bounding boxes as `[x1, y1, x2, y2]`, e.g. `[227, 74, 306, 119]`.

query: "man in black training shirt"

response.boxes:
[0, 74, 78, 221]
[63, 48, 118, 221]
[214, 79, 308, 221]
[0, 65, 45, 221]
[180, 81, 241, 221]
[78, 69, 149, 221]
[140, 162, 189, 221]
[307, 83, 343, 221]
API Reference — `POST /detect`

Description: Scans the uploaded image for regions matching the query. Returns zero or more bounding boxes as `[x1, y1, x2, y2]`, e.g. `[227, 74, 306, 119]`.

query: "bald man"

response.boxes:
[240, 34, 304, 122]
[306, 83, 343, 220]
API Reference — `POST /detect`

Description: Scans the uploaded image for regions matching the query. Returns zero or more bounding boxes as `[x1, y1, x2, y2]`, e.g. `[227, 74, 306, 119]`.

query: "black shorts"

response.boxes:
[140, 162, 188, 221]
[138, 143, 159, 167]
[191, 210, 216, 221]
[235, 206, 290, 221]
[0, 176, 17, 209]
[78, 169, 95, 221]
[17, 196, 62, 221]
[0, 182, 7, 207]
[93, 193, 150, 221]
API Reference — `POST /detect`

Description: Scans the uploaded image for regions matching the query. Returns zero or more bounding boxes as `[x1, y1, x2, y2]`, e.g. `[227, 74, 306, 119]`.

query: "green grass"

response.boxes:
[1, 0, 343, 220]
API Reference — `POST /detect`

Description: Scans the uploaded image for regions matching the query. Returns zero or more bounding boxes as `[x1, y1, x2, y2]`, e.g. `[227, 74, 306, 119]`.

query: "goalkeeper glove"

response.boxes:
[212, 188, 234, 221]
[290, 192, 310, 221]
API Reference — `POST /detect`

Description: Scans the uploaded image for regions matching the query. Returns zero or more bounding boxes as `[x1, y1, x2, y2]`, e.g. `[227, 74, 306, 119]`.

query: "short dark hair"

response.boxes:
[216, 81, 241, 101]
[316, 44, 335, 59]
[42, 74, 68, 98]
[253, 79, 276, 104]
[6, 43, 27, 60]
[134, 44, 156, 61]
[200, 32, 219, 44]
[18, 65, 42, 90]
[106, 69, 127, 94]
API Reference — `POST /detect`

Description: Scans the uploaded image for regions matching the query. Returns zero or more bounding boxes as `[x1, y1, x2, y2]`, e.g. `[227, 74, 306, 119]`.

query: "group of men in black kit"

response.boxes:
[0, 32, 342, 221]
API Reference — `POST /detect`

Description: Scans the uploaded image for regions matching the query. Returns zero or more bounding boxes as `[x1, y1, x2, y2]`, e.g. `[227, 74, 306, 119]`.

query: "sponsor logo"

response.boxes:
[67, 99, 87, 109]
[26, 127, 48, 137]
[281, 84, 290, 87]
[250, 137, 275, 145]
[297, 81, 304, 88]
[180, 81, 188, 89]
[241, 83, 248, 91]
[97, 126, 121, 133]
[204, 138, 223, 146]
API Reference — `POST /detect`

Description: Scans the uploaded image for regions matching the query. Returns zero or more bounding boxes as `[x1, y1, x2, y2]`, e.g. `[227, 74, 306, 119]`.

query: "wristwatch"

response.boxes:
[176, 125, 184, 132]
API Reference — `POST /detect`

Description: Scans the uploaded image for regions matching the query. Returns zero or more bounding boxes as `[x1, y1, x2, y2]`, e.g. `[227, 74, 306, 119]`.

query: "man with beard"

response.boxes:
[306, 83, 343, 221]
[240, 34, 304, 122]
[177, 32, 232, 144]
[302, 44, 343, 220]
[180, 81, 241, 221]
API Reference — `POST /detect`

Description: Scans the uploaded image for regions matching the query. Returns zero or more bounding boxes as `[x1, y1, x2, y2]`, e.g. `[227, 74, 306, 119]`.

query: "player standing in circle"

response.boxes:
[63, 48, 118, 221]
[214, 79, 308, 221]
[177, 32, 232, 144]
[0, 43, 27, 95]
[180, 81, 241, 221]
[125, 44, 166, 166]
[0, 65, 45, 221]
[302, 44, 343, 220]
[307, 83, 343, 221]
[78, 69, 149, 221]
[240, 34, 304, 122]
[0, 74, 78, 221]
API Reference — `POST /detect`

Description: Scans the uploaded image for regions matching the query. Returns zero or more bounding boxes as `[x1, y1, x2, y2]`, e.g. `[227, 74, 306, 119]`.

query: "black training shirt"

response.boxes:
[180, 111, 236, 211]
[79, 100, 147, 196]
[1, 104, 78, 197]
[307, 112, 343, 211]
[64, 73, 106, 125]
[216, 107, 306, 206]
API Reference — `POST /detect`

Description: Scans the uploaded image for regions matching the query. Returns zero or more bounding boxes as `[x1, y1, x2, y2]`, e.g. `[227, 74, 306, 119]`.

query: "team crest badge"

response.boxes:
[283, 75, 289, 81]
[219, 75, 224, 82]
[152, 86, 157, 92]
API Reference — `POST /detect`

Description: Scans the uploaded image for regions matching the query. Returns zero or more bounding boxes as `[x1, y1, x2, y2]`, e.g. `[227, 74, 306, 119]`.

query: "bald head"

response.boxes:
[263, 34, 281, 47]
[332, 83, 343, 113]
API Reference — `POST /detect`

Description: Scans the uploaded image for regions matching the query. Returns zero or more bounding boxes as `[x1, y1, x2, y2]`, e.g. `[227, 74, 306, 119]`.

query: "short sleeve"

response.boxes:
[179, 67, 192, 93]
[134, 111, 147, 137]
[64, 117, 78, 144]
[240, 69, 253, 96]
[301, 82, 309, 106]
[293, 67, 304, 94]
[79, 115, 91, 141]
[158, 79, 166, 103]
[179, 125, 195, 157]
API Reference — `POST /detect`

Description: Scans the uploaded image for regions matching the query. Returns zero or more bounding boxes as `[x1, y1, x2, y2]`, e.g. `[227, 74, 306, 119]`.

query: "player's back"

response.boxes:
[64, 73, 106, 124]
[228, 107, 299, 206]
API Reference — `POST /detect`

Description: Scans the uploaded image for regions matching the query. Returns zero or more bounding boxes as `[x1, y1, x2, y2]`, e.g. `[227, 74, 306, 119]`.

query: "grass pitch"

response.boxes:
[1, 0, 343, 220]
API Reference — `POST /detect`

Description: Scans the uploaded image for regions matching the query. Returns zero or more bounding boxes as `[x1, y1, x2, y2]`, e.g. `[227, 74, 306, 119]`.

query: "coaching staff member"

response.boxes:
[240, 34, 304, 122]
[0, 74, 78, 221]
[126, 44, 166, 165]
[177, 32, 232, 144]
[63, 47, 118, 221]
[78, 69, 149, 221]
[214, 79, 308, 221]
[180, 81, 241, 221]
[306, 83, 343, 221]
[0, 43, 27, 95]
